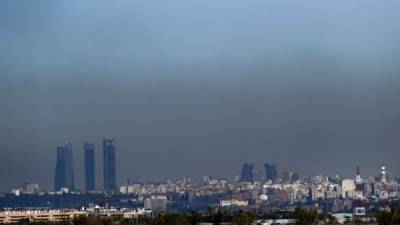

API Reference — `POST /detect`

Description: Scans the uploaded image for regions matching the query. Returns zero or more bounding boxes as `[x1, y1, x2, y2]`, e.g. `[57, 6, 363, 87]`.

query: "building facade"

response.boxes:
[103, 139, 116, 191]
[264, 163, 278, 181]
[22, 183, 39, 194]
[240, 163, 254, 182]
[84, 143, 95, 191]
[54, 142, 75, 191]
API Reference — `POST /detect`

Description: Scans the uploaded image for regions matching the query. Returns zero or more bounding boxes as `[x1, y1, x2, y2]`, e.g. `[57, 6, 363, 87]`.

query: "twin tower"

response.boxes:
[54, 139, 116, 192]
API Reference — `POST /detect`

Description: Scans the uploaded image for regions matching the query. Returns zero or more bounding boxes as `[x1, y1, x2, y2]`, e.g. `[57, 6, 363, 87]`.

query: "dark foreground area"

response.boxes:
[5, 207, 400, 225]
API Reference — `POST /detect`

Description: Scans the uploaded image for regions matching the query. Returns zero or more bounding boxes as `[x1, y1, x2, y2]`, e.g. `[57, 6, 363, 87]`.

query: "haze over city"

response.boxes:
[1, 0, 400, 192]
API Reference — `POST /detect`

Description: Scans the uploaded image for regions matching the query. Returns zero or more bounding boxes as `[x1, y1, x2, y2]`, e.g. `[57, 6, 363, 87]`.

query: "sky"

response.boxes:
[0, 0, 400, 192]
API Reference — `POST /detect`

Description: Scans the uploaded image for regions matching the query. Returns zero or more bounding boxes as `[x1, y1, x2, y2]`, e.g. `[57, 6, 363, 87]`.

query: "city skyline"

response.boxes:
[44, 141, 397, 193]
[6, 158, 396, 194]
[1, 0, 400, 192]
[3, 161, 399, 223]
[1, 2, 400, 224]
[0, 134, 398, 192]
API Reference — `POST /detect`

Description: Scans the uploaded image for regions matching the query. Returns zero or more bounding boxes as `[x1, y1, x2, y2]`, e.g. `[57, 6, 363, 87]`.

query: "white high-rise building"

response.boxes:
[22, 183, 39, 194]
[341, 179, 355, 198]
[381, 166, 387, 183]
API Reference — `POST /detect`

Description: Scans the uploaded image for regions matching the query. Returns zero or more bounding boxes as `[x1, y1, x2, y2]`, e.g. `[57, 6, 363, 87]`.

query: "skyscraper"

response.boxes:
[355, 165, 362, 184]
[54, 142, 75, 191]
[281, 170, 291, 183]
[264, 163, 278, 181]
[84, 143, 95, 191]
[381, 166, 387, 183]
[240, 163, 254, 182]
[103, 139, 116, 191]
[290, 172, 300, 182]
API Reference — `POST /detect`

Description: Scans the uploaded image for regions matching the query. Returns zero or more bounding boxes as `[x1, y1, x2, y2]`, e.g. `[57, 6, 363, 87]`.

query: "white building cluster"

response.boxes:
[0, 208, 152, 224]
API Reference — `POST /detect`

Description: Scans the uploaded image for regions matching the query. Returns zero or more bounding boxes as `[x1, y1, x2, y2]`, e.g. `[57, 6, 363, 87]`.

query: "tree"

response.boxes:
[264, 210, 279, 221]
[73, 216, 97, 225]
[353, 217, 364, 225]
[152, 214, 190, 225]
[293, 208, 323, 225]
[188, 212, 202, 225]
[326, 214, 337, 224]
[391, 213, 400, 225]
[231, 212, 254, 225]
[376, 211, 393, 225]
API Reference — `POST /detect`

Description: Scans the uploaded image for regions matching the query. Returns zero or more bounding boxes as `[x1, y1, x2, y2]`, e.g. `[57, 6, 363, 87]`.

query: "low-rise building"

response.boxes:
[220, 199, 248, 207]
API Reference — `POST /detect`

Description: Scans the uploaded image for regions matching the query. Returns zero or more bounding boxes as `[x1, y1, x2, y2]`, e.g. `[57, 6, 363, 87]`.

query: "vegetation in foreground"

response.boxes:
[9, 204, 400, 225]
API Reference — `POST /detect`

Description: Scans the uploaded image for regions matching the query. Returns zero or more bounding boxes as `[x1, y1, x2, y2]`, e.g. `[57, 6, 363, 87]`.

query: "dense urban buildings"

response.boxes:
[2, 1, 398, 224]
[0, 208, 151, 223]
[84, 143, 96, 191]
[144, 196, 167, 216]
[3, 159, 400, 224]
[103, 139, 117, 191]
[54, 142, 75, 191]
[10, 145, 400, 224]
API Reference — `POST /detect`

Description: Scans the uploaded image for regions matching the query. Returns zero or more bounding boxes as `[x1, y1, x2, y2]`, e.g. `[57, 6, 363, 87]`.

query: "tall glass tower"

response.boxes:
[264, 163, 278, 181]
[240, 163, 254, 182]
[54, 142, 75, 191]
[103, 139, 116, 191]
[84, 143, 95, 191]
